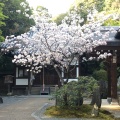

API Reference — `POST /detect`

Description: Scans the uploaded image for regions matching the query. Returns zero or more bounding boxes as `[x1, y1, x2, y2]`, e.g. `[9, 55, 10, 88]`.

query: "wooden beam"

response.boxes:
[95, 46, 120, 50]
[111, 55, 118, 101]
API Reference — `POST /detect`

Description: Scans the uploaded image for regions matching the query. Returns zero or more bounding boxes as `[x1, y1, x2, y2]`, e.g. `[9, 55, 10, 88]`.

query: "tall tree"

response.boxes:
[1, 0, 35, 37]
[54, 0, 120, 26]
[53, 13, 67, 25]
[54, 0, 106, 25]
[103, 0, 120, 25]
[74, 0, 105, 12]
[36, 6, 51, 18]
[0, 3, 6, 42]
[104, 0, 120, 11]
[0, 11, 116, 85]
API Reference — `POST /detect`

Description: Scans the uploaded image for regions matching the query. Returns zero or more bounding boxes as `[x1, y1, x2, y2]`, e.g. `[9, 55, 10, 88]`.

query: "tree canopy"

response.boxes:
[53, 13, 67, 25]
[1, 0, 35, 38]
[0, 3, 6, 42]
[0, 9, 116, 84]
[54, 0, 120, 26]
[36, 6, 51, 18]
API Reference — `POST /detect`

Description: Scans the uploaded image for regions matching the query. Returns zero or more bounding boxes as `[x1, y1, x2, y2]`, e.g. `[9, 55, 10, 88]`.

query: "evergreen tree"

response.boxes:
[0, 3, 6, 42]
[1, 0, 35, 37]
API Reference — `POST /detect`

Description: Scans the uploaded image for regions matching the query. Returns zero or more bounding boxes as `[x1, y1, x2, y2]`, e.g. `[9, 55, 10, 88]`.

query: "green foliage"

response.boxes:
[50, 0, 120, 26]
[92, 69, 108, 81]
[36, 5, 51, 18]
[103, 0, 120, 26]
[0, 55, 14, 72]
[55, 0, 120, 26]
[68, 0, 106, 25]
[74, 0, 105, 12]
[53, 13, 67, 25]
[55, 81, 81, 107]
[1, 0, 35, 37]
[55, 76, 98, 108]
[104, 0, 120, 11]
[78, 76, 98, 96]
[0, 30, 4, 42]
[74, 0, 120, 12]
[53, 0, 106, 26]
[0, 3, 7, 42]
[99, 61, 106, 69]
[103, 18, 120, 26]
[0, 3, 6, 26]
[81, 60, 100, 75]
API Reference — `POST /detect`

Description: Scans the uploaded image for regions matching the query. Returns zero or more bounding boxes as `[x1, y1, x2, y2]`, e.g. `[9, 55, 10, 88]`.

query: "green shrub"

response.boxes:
[55, 76, 98, 108]
[78, 76, 98, 97]
[55, 81, 82, 107]
[92, 69, 108, 81]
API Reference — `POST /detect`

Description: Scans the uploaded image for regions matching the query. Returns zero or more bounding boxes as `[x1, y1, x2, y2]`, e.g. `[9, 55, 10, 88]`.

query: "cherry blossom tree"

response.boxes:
[0, 8, 117, 85]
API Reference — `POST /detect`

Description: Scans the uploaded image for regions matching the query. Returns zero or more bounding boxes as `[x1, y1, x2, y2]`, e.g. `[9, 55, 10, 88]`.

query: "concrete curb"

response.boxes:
[31, 103, 49, 120]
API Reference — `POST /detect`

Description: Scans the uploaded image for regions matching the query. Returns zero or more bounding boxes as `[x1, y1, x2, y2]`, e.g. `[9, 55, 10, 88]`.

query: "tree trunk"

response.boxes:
[63, 93, 68, 106]
[64, 69, 70, 84]
[54, 66, 64, 86]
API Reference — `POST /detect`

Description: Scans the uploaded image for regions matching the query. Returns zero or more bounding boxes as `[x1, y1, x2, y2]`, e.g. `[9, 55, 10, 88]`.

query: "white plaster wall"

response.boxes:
[64, 79, 78, 82]
[16, 79, 28, 85]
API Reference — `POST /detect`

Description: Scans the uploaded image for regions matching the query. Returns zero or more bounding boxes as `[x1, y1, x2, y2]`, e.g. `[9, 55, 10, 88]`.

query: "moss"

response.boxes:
[44, 104, 115, 119]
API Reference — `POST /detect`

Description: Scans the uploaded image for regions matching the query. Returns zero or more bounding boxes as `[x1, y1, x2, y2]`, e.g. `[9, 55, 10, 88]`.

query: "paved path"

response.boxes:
[0, 95, 52, 120]
[101, 99, 120, 119]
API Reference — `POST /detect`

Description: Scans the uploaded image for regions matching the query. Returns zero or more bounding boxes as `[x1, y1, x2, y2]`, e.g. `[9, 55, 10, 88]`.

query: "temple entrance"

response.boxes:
[33, 66, 59, 86]
[31, 66, 59, 95]
[95, 41, 120, 103]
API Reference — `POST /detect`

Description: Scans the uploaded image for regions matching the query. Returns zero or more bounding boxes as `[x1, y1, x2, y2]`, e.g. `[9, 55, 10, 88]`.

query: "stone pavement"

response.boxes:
[0, 95, 52, 120]
[0, 95, 120, 120]
[101, 99, 120, 119]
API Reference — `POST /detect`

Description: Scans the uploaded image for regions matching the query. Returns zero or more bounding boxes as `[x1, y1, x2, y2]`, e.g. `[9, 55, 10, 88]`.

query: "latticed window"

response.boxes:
[18, 68, 28, 78]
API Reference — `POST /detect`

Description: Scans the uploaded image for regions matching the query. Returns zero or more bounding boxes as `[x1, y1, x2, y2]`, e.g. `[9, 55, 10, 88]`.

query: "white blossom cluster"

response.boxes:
[0, 9, 117, 73]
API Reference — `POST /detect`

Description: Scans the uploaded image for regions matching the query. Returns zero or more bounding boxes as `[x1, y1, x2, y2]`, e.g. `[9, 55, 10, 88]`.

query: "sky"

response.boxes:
[26, 0, 75, 17]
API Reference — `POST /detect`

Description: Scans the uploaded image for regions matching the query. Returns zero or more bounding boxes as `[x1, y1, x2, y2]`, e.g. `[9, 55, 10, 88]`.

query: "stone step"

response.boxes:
[31, 87, 40, 95]
[30, 86, 57, 95]
[40, 87, 50, 95]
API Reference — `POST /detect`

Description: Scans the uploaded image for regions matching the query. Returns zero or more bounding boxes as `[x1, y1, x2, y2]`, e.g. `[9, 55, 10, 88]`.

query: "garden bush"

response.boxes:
[55, 76, 98, 108]
[92, 69, 108, 81]
[92, 69, 108, 99]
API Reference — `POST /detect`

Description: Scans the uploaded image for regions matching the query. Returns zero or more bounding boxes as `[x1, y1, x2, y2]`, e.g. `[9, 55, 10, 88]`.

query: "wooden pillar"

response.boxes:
[111, 55, 118, 102]
[106, 57, 111, 98]
[79, 56, 82, 76]
[28, 70, 31, 95]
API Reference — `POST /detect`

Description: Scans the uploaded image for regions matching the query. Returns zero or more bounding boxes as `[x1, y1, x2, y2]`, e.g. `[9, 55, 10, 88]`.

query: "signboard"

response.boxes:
[4, 75, 14, 84]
